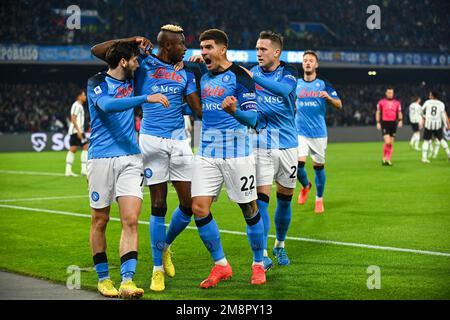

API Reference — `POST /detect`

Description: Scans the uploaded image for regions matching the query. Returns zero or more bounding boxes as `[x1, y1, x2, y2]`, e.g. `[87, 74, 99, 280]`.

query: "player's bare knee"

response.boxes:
[239, 201, 257, 219]
[191, 201, 209, 217]
[92, 213, 109, 230]
[120, 211, 139, 230]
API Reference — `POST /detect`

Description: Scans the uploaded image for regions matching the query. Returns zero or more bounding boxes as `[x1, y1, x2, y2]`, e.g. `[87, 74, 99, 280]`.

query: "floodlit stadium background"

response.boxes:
[0, 0, 449, 300]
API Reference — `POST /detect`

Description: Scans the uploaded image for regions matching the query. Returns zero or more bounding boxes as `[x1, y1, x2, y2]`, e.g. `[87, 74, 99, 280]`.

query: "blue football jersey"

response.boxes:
[251, 62, 298, 149]
[135, 54, 198, 139]
[200, 63, 257, 159]
[295, 78, 340, 138]
[87, 71, 140, 159]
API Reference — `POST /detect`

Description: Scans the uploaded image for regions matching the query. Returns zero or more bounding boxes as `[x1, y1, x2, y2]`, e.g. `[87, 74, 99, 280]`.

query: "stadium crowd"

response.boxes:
[1, 81, 448, 134]
[1, 0, 449, 52]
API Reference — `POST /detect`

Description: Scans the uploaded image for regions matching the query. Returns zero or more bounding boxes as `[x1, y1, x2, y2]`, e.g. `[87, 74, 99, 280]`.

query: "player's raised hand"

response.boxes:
[135, 36, 153, 55]
[222, 96, 238, 114]
[188, 55, 205, 64]
[319, 91, 331, 100]
[240, 66, 253, 78]
[147, 93, 170, 108]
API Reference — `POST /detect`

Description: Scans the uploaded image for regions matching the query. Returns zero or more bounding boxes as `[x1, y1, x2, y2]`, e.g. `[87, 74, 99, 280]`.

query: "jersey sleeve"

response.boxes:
[324, 82, 340, 100]
[183, 68, 198, 96]
[88, 79, 109, 108]
[377, 100, 383, 112]
[70, 103, 78, 116]
[281, 64, 298, 91]
[235, 70, 257, 112]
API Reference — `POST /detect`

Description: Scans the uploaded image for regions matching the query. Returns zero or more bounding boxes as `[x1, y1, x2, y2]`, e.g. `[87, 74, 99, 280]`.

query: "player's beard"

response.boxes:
[124, 66, 134, 80]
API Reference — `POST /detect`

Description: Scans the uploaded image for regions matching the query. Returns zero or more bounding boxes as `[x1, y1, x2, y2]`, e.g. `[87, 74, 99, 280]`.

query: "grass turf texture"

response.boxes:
[0, 141, 449, 299]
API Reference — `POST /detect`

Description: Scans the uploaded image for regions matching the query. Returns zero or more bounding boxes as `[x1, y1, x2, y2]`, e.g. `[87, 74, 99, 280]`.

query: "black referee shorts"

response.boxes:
[381, 121, 397, 137]
[69, 133, 88, 147]
[423, 128, 443, 141]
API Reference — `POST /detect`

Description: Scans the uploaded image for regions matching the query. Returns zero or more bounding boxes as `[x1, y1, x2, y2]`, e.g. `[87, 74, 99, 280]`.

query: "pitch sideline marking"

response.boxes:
[1, 204, 450, 258]
[0, 195, 87, 203]
[0, 170, 68, 177]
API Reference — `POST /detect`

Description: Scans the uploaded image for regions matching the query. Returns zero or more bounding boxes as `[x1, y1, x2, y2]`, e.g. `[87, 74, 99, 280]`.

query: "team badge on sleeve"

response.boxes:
[94, 86, 102, 95]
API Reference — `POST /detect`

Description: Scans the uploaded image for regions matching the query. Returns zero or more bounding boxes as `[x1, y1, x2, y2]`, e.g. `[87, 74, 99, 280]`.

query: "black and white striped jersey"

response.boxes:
[421, 99, 447, 130]
[409, 102, 422, 124]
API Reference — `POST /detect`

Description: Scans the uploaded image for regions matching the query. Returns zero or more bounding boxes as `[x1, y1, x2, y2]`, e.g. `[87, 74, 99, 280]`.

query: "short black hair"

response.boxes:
[386, 86, 394, 91]
[75, 89, 85, 98]
[259, 30, 283, 50]
[430, 90, 439, 99]
[303, 50, 319, 62]
[199, 29, 228, 47]
[105, 41, 140, 69]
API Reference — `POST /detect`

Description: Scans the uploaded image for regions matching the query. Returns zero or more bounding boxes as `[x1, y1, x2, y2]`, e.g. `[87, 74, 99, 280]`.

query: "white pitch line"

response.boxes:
[0, 170, 68, 177]
[0, 195, 87, 203]
[1, 203, 450, 258]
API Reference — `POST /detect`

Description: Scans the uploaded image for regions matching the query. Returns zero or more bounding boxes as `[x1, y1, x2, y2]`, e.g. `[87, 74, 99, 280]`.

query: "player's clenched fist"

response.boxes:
[135, 36, 153, 55]
[147, 93, 170, 108]
[222, 96, 238, 114]
[319, 91, 331, 100]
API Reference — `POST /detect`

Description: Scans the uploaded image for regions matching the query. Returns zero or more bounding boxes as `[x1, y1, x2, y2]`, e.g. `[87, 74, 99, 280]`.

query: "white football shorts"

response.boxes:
[139, 134, 194, 185]
[87, 154, 144, 209]
[191, 155, 257, 203]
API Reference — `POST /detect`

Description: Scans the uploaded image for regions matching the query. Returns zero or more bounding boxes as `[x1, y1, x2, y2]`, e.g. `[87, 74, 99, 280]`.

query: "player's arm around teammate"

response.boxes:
[190, 29, 266, 288]
[240, 31, 300, 268]
[87, 41, 168, 298]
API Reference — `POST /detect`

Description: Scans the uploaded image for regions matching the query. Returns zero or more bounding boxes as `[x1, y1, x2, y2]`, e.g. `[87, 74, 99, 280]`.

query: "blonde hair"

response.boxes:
[161, 24, 184, 33]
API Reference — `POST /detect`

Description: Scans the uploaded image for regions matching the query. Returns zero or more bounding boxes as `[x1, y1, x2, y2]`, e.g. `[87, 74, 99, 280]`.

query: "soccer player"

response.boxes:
[87, 40, 169, 298]
[409, 96, 422, 151]
[65, 90, 88, 177]
[376, 87, 403, 166]
[421, 91, 450, 163]
[241, 31, 298, 269]
[91, 26, 203, 292]
[190, 29, 266, 288]
[295, 50, 342, 214]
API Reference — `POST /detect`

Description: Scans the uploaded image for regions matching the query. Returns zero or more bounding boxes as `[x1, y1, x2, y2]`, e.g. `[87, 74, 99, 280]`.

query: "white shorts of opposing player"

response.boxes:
[255, 148, 298, 189]
[139, 134, 194, 185]
[191, 155, 257, 203]
[87, 154, 144, 209]
[297, 135, 328, 164]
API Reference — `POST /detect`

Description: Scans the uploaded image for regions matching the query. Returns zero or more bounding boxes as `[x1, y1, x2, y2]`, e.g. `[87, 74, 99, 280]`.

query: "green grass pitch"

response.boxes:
[0, 141, 449, 299]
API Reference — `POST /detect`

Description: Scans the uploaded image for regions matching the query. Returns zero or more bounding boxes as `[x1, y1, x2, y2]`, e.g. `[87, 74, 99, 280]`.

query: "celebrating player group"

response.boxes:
[84, 25, 342, 298]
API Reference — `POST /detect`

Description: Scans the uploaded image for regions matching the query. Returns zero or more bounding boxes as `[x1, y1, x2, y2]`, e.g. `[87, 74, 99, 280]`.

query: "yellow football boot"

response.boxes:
[163, 247, 175, 278]
[97, 279, 119, 298]
[150, 271, 165, 292]
[118, 280, 144, 299]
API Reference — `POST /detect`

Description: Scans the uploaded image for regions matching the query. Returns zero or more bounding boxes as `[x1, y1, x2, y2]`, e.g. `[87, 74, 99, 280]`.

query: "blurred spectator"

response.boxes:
[0, 0, 448, 52]
[1, 81, 448, 133]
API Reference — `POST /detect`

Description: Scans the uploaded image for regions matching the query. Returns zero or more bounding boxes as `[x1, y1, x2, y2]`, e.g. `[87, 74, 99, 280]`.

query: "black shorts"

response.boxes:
[69, 133, 88, 147]
[410, 123, 420, 132]
[423, 128, 443, 141]
[381, 121, 397, 137]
